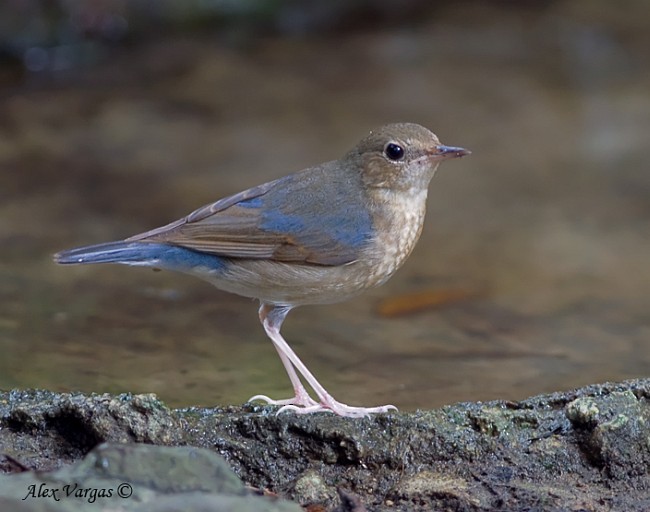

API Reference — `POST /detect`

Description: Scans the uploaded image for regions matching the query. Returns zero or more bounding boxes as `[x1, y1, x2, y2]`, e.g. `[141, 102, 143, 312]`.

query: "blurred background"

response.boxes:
[1, 0, 648, 410]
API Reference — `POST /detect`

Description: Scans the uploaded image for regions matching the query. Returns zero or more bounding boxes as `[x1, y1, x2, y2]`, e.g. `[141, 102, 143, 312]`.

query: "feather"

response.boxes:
[127, 161, 374, 266]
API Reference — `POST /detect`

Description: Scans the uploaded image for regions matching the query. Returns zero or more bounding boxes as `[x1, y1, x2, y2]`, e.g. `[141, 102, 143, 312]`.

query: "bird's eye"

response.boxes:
[384, 142, 405, 161]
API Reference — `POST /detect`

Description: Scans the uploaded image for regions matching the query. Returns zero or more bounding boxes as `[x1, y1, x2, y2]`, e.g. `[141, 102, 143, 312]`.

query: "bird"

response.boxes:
[54, 123, 470, 418]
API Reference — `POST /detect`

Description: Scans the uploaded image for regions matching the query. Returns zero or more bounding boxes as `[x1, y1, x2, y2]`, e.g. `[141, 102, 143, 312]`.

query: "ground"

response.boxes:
[1, 379, 649, 511]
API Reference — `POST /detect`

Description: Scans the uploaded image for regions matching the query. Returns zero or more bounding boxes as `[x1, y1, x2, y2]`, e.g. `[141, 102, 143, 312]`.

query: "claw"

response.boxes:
[249, 393, 397, 417]
[247, 393, 318, 407]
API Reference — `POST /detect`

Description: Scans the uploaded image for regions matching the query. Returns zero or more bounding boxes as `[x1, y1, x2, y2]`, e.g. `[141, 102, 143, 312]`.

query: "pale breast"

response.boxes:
[359, 187, 428, 289]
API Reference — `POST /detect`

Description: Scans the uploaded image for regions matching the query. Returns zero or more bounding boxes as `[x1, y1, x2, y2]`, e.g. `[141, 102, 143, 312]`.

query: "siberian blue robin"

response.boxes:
[54, 123, 470, 417]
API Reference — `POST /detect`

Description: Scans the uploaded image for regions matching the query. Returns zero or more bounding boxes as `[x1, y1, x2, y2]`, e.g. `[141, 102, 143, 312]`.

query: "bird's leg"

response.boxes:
[250, 303, 397, 418]
[248, 304, 318, 407]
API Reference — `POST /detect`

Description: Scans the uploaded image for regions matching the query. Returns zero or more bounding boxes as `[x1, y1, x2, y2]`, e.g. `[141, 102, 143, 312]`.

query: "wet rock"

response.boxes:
[1, 380, 649, 511]
[0, 443, 300, 512]
[333, 487, 368, 512]
[0, 390, 181, 471]
[394, 471, 477, 505]
[566, 390, 650, 480]
[292, 470, 337, 505]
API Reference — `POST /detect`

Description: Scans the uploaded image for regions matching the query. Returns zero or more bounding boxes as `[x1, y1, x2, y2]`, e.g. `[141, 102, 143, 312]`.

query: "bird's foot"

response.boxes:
[248, 390, 318, 408]
[248, 392, 396, 417]
[278, 396, 397, 418]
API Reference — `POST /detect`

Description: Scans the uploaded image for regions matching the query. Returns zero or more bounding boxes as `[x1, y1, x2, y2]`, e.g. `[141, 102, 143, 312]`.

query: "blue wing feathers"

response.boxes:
[84, 162, 374, 267]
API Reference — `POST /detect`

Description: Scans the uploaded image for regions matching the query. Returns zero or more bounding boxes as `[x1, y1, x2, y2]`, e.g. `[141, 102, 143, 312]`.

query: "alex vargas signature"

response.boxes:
[23, 482, 133, 502]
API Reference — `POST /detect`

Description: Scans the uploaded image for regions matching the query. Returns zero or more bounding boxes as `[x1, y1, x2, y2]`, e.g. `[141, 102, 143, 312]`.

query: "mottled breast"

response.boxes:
[359, 187, 428, 289]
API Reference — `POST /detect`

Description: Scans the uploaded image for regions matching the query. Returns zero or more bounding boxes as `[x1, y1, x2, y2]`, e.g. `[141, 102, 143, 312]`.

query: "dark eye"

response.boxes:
[384, 142, 404, 161]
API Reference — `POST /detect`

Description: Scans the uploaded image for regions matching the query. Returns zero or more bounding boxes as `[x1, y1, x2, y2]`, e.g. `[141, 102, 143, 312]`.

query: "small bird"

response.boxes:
[54, 123, 469, 417]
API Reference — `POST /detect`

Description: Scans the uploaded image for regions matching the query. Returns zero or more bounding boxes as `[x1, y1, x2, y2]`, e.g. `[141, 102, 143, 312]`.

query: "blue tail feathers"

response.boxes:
[54, 241, 227, 271]
[55, 241, 160, 264]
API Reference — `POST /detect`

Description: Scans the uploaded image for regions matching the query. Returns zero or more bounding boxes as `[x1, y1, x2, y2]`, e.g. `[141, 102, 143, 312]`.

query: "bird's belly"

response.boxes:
[184, 192, 427, 306]
[193, 259, 375, 306]
[191, 219, 423, 307]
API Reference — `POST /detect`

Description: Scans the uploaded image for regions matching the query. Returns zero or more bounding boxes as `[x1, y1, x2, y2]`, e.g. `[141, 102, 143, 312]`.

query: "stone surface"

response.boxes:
[1, 380, 649, 510]
[0, 443, 299, 512]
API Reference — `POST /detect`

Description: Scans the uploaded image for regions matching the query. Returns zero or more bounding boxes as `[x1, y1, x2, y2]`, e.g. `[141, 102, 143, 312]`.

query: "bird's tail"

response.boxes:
[54, 241, 164, 265]
[54, 241, 227, 273]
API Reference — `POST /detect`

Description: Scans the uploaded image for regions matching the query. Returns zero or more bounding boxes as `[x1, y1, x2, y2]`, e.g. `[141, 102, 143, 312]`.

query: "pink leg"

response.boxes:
[248, 305, 317, 407]
[248, 303, 397, 418]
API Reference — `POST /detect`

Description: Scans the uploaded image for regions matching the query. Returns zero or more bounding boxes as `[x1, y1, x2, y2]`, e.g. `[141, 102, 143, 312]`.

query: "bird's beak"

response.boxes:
[430, 145, 471, 160]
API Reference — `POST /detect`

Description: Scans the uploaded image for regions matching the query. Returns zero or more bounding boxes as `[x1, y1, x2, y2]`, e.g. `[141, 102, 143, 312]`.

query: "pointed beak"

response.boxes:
[430, 145, 471, 159]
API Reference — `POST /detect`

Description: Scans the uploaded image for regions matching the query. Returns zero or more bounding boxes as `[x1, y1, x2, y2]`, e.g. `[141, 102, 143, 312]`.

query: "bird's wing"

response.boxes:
[127, 167, 373, 266]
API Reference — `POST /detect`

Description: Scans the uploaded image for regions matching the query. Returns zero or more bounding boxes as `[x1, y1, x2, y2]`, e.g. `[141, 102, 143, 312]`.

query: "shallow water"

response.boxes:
[1, 2, 649, 410]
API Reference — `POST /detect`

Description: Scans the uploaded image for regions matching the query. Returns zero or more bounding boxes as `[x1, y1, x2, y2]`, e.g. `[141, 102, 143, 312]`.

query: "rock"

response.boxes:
[0, 443, 300, 512]
[0, 390, 180, 471]
[1, 380, 649, 511]
[567, 390, 650, 480]
[292, 469, 337, 505]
